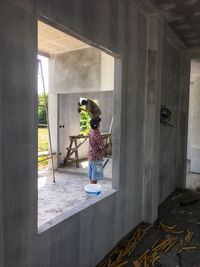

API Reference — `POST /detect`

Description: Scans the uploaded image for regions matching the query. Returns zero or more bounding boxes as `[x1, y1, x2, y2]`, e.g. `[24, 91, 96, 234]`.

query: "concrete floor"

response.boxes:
[186, 160, 200, 190]
[97, 189, 200, 267]
[38, 159, 112, 227]
[38, 158, 200, 228]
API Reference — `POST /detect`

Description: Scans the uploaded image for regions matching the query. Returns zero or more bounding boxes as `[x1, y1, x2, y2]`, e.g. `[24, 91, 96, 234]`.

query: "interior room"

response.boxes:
[37, 21, 115, 227]
[2, 1, 200, 267]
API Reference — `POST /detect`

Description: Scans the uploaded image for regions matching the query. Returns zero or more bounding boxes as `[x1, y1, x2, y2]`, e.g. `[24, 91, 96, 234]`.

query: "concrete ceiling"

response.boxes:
[38, 21, 90, 56]
[150, 0, 200, 48]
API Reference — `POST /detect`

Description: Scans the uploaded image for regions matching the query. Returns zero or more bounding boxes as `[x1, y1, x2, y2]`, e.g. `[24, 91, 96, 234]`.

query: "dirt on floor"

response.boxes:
[38, 170, 112, 227]
[97, 189, 200, 267]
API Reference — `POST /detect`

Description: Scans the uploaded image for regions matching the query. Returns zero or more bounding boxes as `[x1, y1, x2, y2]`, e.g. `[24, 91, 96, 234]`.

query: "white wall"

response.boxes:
[100, 52, 114, 91]
[49, 47, 114, 167]
[187, 60, 200, 173]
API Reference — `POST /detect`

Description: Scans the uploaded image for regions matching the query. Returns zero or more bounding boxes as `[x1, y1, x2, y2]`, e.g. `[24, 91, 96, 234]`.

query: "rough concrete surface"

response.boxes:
[0, 0, 191, 267]
[187, 172, 200, 190]
[186, 160, 200, 190]
[187, 60, 200, 173]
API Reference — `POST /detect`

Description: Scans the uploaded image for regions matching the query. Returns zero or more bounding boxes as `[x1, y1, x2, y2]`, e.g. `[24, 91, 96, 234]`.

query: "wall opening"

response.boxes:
[37, 20, 121, 231]
[37, 55, 49, 171]
[186, 59, 200, 190]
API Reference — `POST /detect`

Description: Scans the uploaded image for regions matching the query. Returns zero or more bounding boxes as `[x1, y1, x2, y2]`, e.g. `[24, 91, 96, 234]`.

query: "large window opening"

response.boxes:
[37, 20, 120, 230]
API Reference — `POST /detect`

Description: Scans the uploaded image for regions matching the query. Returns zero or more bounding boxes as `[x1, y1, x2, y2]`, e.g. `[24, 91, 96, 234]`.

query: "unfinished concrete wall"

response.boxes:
[0, 31, 4, 267]
[49, 48, 114, 94]
[100, 52, 114, 91]
[187, 60, 200, 173]
[1, 1, 38, 267]
[176, 52, 191, 189]
[49, 48, 114, 166]
[58, 91, 113, 163]
[37, 1, 149, 264]
[142, 14, 163, 223]
[50, 47, 102, 94]
[0, 1, 190, 267]
[159, 29, 185, 203]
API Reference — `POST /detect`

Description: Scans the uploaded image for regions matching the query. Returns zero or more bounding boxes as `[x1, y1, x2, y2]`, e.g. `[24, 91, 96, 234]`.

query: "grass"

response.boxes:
[38, 127, 48, 169]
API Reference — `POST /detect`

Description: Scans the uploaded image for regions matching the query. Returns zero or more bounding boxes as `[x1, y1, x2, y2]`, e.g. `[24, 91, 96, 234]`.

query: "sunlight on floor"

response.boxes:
[80, 160, 88, 169]
[38, 176, 48, 189]
[38, 170, 112, 227]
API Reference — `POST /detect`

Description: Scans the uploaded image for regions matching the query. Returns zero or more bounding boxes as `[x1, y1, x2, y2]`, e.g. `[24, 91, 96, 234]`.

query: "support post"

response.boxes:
[142, 14, 163, 223]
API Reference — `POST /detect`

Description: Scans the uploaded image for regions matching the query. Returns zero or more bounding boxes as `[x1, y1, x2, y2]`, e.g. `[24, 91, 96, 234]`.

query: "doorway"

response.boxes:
[186, 59, 200, 190]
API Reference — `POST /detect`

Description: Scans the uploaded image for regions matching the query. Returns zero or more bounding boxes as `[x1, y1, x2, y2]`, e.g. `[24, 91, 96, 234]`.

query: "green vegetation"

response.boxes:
[38, 127, 48, 169]
[80, 108, 91, 135]
[38, 93, 48, 169]
[79, 99, 99, 135]
[38, 93, 48, 125]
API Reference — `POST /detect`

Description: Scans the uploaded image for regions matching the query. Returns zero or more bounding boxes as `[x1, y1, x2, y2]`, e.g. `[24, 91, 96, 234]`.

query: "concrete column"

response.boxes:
[176, 52, 190, 188]
[187, 60, 200, 173]
[1, 2, 37, 266]
[112, 57, 122, 189]
[48, 91, 58, 169]
[0, 27, 4, 267]
[142, 14, 163, 223]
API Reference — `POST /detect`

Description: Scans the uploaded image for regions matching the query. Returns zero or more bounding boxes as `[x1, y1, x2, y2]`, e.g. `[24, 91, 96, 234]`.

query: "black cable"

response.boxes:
[160, 106, 173, 127]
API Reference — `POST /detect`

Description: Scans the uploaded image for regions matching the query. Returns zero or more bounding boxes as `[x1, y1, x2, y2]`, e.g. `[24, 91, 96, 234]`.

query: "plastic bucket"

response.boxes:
[84, 184, 101, 196]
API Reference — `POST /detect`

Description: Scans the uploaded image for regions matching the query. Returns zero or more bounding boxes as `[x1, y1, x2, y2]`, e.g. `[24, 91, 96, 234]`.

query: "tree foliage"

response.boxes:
[80, 107, 91, 135]
[38, 93, 48, 125]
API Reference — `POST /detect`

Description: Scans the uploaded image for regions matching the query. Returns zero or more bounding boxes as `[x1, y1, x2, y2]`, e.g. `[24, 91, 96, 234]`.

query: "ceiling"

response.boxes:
[38, 21, 89, 56]
[39, 1, 200, 51]
[150, 0, 200, 48]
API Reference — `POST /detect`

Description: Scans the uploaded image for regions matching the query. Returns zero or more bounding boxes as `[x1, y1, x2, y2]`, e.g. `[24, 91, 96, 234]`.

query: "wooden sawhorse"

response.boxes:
[63, 133, 112, 168]
[63, 135, 88, 168]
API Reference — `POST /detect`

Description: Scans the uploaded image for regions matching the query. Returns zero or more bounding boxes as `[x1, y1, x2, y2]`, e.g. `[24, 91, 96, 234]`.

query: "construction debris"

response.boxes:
[98, 206, 199, 267]
[132, 236, 178, 267]
[171, 193, 183, 201]
[159, 220, 183, 234]
[185, 229, 194, 242]
[179, 197, 199, 206]
[98, 221, 198, 267]
[178, 246, 197, 254]
[98, 225, 152, 267]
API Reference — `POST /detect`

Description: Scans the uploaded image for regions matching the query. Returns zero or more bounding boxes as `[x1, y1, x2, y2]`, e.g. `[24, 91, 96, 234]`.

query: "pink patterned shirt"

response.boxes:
[88, 129, 104, 161]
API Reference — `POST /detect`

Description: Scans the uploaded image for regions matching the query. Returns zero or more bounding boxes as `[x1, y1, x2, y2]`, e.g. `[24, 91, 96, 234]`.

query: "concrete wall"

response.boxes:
[49, 47, 114, 94]
[158, 29, 190, 200]
[159, 34, 182, 202]
[58, 91, 113, 163]
[1, 1, 38, 267]
[0, 1, 190, 267]
[176, 52, 191, 188]
[142, 14, 163, 222]
[187, 60, 200, 173]
[49, 47, 114, 165]
[0, 24, 4, 267]
[50, 47, 101, 94]
[101, 52, 114, 91]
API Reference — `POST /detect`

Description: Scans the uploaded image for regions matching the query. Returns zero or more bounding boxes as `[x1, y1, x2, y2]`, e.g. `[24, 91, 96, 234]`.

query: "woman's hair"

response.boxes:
[81, 99, 88, 105]
[90, 117, 101, 130]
